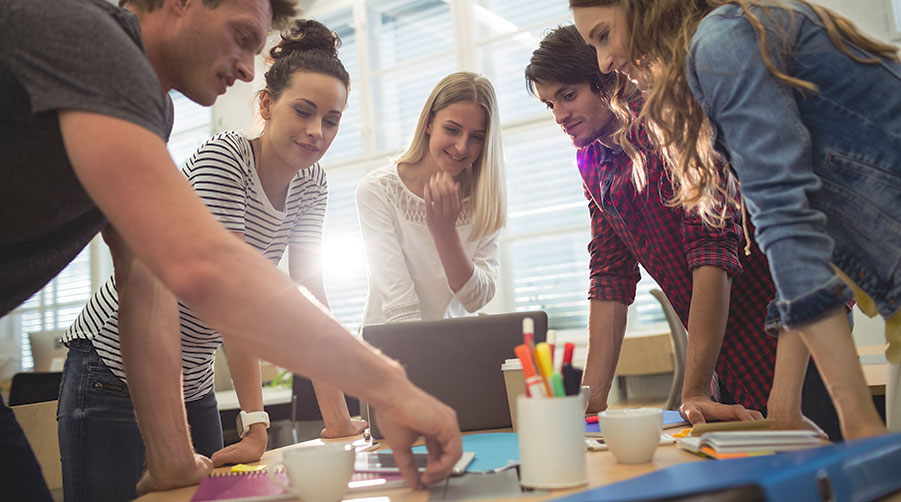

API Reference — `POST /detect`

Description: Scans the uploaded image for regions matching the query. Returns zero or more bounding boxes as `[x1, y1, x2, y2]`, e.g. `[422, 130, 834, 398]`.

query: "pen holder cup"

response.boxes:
[501, 359, 525, 431]
[517, 395, 588, 489]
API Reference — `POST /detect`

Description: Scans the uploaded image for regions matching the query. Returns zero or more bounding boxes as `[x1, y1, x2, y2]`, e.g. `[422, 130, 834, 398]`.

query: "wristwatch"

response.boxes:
[236, 410, 270, 438]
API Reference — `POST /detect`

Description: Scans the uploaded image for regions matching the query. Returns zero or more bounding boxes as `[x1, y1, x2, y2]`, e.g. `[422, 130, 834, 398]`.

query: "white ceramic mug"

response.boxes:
[267, 443, 355, 501]
[597, 408, 663, 464]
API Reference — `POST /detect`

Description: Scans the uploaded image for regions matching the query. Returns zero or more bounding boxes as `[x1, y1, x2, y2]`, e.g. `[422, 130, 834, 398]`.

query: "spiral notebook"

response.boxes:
[190, 467, 406, 501]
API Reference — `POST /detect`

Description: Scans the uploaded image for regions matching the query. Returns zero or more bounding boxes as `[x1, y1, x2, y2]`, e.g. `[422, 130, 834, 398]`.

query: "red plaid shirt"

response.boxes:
[578, 138, 778, 412]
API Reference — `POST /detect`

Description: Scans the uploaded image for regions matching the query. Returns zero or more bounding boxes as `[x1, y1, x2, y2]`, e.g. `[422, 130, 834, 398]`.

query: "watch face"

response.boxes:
[236, 412, 246, 436]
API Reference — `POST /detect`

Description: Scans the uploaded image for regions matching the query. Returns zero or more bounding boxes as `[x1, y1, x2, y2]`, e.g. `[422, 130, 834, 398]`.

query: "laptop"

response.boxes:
[362, 311, 548, 438]
[28, 329, 68, 372]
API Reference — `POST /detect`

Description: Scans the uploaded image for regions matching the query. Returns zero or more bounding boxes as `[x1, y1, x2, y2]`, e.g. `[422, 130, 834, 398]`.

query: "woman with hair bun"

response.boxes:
[356, 72, 506, 326]
[58, 19, 365, 502]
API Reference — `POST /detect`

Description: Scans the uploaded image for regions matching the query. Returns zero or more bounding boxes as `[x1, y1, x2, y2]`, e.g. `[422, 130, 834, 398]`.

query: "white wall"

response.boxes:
[815, 0, 896, 42]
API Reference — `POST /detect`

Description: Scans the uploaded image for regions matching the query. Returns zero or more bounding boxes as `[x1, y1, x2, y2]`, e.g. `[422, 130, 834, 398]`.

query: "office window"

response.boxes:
[367, 0, 456, 153]
[1, 91, 212, 373]
[7, 247, 92, 371]
[892, 0, 901, 41]
[318, 9, 364, 166]
[307, 0, 665, 334]
[168, 91, 214, 167]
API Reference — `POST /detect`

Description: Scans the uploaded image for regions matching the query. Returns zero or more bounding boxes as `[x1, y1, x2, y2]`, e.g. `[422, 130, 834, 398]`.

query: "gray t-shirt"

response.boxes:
[0, 0, 174, 315]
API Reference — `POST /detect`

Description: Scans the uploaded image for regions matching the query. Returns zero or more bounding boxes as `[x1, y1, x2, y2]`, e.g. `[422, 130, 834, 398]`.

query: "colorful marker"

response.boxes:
[546, 329, 557, 371]
[535, 342, 555, 396]
[562, 342, 579, 396]
[515, 344, 546, 398]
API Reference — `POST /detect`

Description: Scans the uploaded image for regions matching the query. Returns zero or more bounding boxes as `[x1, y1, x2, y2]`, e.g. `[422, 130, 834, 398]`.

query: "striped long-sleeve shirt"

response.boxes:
[64, 131, 328, 401]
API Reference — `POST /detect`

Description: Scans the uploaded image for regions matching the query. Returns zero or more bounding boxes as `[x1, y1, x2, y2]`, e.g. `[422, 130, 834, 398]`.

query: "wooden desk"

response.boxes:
[859, 345, 888, 396]
[134, 435, 702, 502]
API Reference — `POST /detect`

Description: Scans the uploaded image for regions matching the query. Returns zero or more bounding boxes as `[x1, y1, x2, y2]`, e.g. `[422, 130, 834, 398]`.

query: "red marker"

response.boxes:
[562, 342, 578, 396]
[515, 344, 547, 398]
[563, 342, 575, 365]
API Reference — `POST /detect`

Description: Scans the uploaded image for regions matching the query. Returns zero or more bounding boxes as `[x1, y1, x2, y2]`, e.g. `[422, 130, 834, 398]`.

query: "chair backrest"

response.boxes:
[12, 400, 62, 491]
[8, 371, 63, 406]
[649, 289, 688, 410]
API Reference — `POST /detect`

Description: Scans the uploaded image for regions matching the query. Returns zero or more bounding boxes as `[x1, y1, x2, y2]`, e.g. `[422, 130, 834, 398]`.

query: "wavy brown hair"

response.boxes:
[570, 0, 900, 226]
[524, 25, 647, 187]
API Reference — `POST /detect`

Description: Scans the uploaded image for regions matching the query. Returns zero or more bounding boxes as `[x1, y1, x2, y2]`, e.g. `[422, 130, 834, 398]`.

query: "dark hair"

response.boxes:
[120, 0, 298, 31]
[524, 24, 616, 100]
[264, 19, 351, 102]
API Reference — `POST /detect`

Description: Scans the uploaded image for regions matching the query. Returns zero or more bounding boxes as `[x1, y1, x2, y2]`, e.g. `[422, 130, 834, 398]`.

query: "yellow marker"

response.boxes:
[534, 342, 555, 396]
[231, 463, 267, 473]
[673, 428, 692, 439]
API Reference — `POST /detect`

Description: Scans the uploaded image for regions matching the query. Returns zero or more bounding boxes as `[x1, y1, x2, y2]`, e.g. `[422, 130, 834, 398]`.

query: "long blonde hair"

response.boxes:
[571, 0, 899, 226]
[394, 72, 506, 239]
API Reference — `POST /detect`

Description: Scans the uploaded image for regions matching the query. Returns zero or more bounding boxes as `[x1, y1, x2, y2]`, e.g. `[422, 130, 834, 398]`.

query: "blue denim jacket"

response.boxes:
[685, 2, 901, 331]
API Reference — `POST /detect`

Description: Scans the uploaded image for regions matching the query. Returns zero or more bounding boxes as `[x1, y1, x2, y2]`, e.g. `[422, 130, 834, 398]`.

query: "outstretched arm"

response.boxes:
[61, 111, 461, 489]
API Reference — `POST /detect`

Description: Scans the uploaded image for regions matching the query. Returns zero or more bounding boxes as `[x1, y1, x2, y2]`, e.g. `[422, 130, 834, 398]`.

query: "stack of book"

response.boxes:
[678, 430, 824, 459]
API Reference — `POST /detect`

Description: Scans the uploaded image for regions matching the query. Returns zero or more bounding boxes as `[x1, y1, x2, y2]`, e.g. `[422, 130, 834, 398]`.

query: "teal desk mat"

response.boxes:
[391, 432, 520, 473]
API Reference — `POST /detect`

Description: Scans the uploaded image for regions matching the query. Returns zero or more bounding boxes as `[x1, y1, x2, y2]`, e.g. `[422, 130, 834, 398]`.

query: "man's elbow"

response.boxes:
[162, 258, 226, 309]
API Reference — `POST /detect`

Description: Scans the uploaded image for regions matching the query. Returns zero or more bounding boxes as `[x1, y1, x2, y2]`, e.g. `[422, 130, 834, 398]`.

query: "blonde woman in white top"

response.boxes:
[356, 72, 506, 325]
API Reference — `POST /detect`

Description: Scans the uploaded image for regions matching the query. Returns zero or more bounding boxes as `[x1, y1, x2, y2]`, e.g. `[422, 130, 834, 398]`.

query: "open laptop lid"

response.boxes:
[362, 311, 548, 438]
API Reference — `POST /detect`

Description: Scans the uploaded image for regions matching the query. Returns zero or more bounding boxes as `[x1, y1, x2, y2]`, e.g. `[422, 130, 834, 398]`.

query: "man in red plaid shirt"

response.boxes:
[525, 25, 840, 439]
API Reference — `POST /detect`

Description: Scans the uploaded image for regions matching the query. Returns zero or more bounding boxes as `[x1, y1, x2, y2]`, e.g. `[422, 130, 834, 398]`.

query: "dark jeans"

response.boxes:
[0, 394, 53, 502]
[58, 339, 224, 502]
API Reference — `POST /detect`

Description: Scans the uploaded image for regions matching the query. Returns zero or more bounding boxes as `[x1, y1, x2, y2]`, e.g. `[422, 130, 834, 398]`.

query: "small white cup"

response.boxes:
[517, 395, 588, 489]
[267, 443, 355, 501]
[597, 408, 663, 464]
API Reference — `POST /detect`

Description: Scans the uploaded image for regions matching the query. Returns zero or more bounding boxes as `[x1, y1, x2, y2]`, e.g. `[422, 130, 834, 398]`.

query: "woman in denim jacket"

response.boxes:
[571, 0, 900, 440]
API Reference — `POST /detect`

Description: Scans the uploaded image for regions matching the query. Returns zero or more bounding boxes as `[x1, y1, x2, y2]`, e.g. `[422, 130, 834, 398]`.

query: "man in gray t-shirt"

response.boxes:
[0, 0, 466, 499]
[0, 0, 279, 499]
[0, 0, 174, 317]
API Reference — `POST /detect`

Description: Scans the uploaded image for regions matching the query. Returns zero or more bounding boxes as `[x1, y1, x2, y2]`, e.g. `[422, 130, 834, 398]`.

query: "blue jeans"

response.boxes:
[58, 339, 223, 502]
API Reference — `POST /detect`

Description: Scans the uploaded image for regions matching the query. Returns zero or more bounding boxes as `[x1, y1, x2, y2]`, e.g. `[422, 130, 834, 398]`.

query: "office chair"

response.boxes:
[649, 289, 688, 411]
[8, 371, 63, 406]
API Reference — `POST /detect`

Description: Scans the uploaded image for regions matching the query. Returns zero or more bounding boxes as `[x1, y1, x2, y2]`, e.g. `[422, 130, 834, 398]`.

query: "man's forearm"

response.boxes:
[682, 266, 731, 400]
[115, 246, 194, 474]
[582, 299, 628, 411]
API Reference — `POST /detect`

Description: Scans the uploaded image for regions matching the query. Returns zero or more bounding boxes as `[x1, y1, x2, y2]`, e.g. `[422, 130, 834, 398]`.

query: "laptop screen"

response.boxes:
[362, 311, 547, 438]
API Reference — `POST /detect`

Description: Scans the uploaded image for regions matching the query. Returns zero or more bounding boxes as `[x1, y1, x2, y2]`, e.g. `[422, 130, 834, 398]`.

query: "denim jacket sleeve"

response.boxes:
[685, 6, 852, 329]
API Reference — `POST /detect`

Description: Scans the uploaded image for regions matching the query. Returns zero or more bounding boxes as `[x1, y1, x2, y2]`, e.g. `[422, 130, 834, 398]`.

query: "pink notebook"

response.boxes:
[191, 468, 407, 501]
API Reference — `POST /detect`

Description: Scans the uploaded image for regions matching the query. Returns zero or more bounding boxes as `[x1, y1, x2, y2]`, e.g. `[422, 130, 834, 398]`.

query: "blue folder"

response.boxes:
[557, 434, 901, 502]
